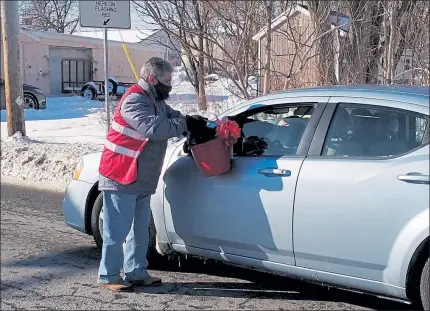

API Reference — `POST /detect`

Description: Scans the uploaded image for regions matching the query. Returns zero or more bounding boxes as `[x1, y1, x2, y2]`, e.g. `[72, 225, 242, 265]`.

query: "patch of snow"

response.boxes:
[1, 96, 107, 188]
[248, 75, 258, 83]
[1, 132, 102, 188]
[1, 96, 107, 144]
[169, 97, 241, 119]
[204, 73, 220, 81]
[171, 67, 258, 98]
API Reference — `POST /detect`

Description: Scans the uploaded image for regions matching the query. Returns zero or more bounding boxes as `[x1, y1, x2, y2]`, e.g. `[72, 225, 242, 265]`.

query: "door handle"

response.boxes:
[258, 167, 291, 177]
[398, 173, 430, 185]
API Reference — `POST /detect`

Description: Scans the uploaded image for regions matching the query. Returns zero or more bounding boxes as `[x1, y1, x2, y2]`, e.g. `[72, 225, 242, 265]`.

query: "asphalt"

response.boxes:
[0, 182, 416, 310]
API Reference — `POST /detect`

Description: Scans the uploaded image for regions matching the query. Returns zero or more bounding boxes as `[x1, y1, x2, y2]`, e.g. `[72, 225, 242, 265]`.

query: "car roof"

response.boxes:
[250, 85, 430, 108]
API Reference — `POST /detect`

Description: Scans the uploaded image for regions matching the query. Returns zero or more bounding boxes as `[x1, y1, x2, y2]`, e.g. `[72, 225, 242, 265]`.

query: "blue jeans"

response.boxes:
[98, 191, 151, 284]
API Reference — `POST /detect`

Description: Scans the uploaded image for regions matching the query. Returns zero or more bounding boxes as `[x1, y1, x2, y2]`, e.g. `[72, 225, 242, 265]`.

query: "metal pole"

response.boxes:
[103, 28, 110, 131]
[1, 0, 26, 136]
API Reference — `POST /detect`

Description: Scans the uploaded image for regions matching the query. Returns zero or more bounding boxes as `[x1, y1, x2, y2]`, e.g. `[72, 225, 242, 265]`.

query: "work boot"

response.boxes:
[100, 280, 134, 292]
[129, 275, 162, 287]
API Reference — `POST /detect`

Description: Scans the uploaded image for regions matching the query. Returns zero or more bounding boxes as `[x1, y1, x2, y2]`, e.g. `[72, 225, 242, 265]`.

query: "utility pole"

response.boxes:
[1, 0, 26, 136]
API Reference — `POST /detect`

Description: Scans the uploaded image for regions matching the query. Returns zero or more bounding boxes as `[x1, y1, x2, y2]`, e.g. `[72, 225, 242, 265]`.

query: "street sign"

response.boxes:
[78, 1, 131, 131]
[79, 0, 131, 29]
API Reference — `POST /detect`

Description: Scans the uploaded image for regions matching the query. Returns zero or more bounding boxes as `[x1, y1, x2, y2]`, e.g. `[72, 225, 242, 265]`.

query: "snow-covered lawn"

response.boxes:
[1, 96, 107, 144]
[1, 80, 243, 189]
[1, 96, 105, 186]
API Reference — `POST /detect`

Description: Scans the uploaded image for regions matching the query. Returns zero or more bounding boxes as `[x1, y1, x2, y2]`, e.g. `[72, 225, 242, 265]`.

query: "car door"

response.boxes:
[162, 97, 329, 266]
[293, 97, 429, 282]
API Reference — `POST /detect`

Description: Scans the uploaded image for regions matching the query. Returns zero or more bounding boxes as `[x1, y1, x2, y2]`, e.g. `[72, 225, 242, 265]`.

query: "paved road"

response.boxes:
[1, 182, 414, 310]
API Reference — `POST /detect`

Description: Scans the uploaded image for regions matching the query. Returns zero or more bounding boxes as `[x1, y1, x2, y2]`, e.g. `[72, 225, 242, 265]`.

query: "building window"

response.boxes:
[405, 58, 411, 71]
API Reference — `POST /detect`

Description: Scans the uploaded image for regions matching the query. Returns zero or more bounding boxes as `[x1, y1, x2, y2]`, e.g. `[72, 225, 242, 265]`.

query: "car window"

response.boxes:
[322, 103, 429, 158]
[233, 104, 316, 157]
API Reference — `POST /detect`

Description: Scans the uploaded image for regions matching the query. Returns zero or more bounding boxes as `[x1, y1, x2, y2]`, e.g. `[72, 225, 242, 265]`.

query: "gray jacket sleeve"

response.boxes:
[120, 93, 187, 140]
[165, 103, 184, 119]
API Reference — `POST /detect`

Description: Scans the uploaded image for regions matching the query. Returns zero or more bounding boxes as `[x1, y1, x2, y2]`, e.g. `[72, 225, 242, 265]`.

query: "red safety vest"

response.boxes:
[99, 84, 156, 185]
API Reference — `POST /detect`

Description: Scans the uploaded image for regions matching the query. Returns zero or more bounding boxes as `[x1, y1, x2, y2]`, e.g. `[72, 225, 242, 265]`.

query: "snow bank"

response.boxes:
[171, 67, 258, 98]
[1, 96, 106, 188]
[1, 132, 102, 187]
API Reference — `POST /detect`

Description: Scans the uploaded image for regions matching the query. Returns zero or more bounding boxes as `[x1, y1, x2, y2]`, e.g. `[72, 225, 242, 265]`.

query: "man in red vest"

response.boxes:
[97, 57, 207, 292]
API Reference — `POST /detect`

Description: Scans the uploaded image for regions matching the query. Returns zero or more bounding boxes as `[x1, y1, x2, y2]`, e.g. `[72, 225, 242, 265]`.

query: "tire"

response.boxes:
[82, 86, 96, 100]
[421, 258, 429, 310]
[147, 214, 163, 268]
[108, 79, 118, 95]
[90, 192, 160, 265]
[24, 93, 39, 109]
[90, 193, 103, 249]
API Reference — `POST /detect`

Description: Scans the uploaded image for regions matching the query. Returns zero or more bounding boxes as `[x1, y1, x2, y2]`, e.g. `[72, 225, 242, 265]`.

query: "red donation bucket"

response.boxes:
[190, 137, 231, 177]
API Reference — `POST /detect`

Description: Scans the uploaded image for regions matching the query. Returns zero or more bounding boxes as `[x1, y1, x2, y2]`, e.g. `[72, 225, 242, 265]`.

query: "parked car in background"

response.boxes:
[0, 78, 47, 110]
[63, 85, 429, 309]
[80, 77, 132, 100]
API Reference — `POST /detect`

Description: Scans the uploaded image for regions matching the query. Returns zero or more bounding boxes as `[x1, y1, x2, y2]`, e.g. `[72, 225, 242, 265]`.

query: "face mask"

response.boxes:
[154, 81, 172, 101]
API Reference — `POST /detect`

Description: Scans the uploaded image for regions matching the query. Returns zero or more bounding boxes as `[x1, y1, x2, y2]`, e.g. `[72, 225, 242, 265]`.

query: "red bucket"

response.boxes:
[190, 137, 231, 177]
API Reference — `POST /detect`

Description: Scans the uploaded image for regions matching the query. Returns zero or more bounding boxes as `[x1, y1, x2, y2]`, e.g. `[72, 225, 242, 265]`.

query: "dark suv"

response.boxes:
[0, 78, 47, 110]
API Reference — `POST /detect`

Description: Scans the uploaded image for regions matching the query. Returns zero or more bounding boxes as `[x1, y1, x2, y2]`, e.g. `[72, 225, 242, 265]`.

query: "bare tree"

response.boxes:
[192, 0, 207, 110]
[19, 0, 78, 34]
[203, 1, 264, 97]
[134, 0, 266, 105]
[261, 0, 429, 91]
[306, 0, 337, 85]
[383, 0, 429, 85]
[255, 1, 351, 91]
[338, 0, 429, 85]
[133, 0, 208, 110]
[134, 0, 428, 107]
[262, 0, 273, 94]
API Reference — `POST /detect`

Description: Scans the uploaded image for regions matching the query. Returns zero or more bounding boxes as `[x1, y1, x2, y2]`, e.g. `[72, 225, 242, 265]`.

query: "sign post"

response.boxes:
[103, 28, 110, 130]
[78, 0, 131, 131]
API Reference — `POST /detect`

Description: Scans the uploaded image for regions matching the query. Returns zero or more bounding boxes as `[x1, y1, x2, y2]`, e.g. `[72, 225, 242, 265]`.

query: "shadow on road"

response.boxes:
[2, 245, 415, 311]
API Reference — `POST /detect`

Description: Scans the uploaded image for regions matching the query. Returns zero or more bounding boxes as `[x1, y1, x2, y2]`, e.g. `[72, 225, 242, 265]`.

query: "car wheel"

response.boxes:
[108, 78, 118, 95]
[90, 193, 103, 249]
[82, 87, 96, 100]
[421, 258, 429, 310]
[24, 93, 38, 109]
[90, 192, 159, 264]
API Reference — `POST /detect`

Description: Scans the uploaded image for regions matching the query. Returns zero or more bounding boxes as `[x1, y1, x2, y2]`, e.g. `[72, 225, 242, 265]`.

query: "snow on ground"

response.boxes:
[1, 132, 102, 187]
[171, 67, 258, 99]
[0, 96, 106, 187]
[1, 96, 107, 144]
[1, 77, 245, 188]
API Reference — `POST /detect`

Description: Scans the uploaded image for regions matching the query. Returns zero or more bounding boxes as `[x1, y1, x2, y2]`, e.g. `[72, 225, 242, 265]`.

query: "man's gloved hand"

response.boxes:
[186, 115, 208, 132]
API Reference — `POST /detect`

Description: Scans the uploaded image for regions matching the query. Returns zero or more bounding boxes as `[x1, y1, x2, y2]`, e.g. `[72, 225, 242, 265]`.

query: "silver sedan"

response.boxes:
[63, 85, 429, 309]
